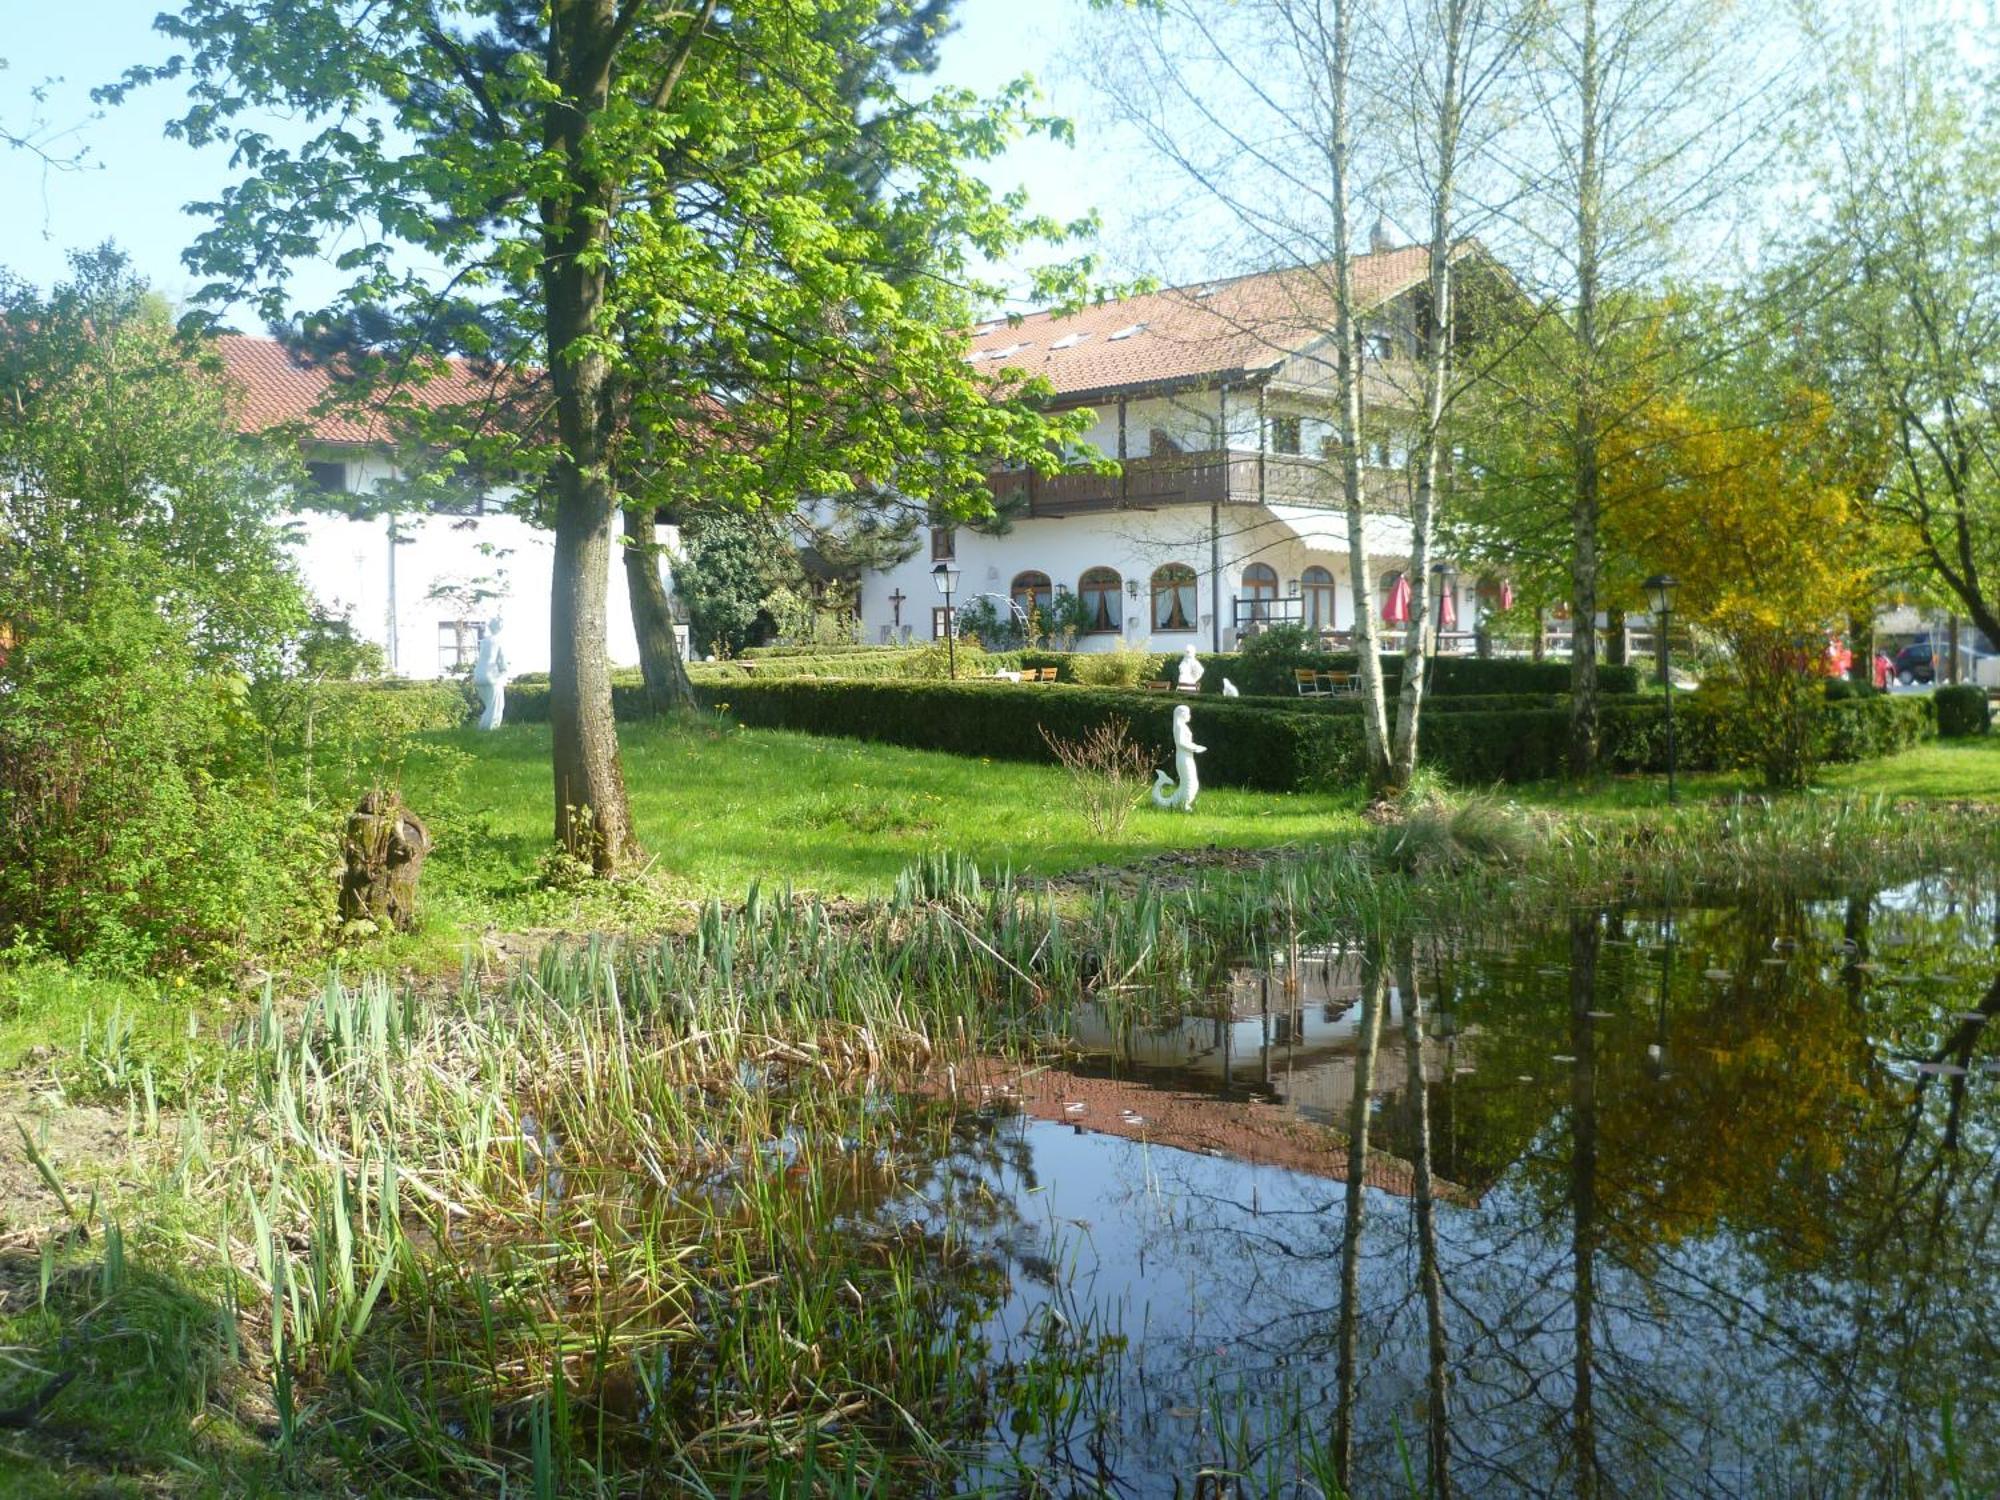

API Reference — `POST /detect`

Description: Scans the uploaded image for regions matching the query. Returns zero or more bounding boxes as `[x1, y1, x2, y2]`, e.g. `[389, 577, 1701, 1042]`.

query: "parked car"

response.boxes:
[1893, 641, 1936, 686]
[1894, 634, 1998, 686]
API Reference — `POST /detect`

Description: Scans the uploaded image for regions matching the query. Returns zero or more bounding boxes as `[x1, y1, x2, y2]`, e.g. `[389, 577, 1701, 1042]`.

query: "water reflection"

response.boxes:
[894, 885, 2000, 1496]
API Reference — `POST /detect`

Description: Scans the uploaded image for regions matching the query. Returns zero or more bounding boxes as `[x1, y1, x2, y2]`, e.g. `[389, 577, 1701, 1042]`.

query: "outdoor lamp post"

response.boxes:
[931, 560, 962, 679]
[1644, 573, 1679, 803]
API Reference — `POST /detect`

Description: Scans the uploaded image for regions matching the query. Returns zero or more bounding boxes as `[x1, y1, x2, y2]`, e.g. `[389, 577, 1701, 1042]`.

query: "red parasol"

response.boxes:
[1382, 573, 1412, 625]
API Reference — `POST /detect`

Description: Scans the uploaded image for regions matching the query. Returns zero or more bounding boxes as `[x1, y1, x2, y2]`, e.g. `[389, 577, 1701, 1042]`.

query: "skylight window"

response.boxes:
[1109, 323, 1147, 341]
[1050, 332, 1092, 350]
[987, 342, 1029, 359]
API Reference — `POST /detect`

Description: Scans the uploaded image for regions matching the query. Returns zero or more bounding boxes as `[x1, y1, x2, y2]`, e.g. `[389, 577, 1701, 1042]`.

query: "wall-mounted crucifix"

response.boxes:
[889, 588, 907, 627]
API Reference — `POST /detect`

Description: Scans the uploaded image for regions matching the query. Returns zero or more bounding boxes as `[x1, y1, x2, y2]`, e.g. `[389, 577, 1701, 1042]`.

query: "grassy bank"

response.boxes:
[4, 795, 1999, 1494]
[397, 715, 1359, 930]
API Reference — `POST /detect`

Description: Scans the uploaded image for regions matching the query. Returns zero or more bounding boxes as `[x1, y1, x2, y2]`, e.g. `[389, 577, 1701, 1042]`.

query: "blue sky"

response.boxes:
[1, 1, 1124, 319]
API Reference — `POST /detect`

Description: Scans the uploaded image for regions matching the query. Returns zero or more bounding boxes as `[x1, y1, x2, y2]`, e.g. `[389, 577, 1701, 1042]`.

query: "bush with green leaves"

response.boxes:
[1069, 647, 1154, 689]
[0, 589, 326, 974]
[1934, 684, 1992, 738]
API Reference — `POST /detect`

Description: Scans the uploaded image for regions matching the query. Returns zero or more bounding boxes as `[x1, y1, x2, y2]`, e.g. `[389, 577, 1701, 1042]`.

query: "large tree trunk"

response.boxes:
[1568, 0, 1604, 779]
[622, 503, 694, 713]
[542, 0, 638, 873]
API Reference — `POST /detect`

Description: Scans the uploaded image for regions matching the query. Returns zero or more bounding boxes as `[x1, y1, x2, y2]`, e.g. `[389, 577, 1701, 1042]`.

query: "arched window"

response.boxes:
[1078, 567, 1122, 632]
[1010, 571, 1052, 620]
[1241, 562, 1279, 623]
[1152, 564, 1198, 632]
[1302, 566, 1338, 630]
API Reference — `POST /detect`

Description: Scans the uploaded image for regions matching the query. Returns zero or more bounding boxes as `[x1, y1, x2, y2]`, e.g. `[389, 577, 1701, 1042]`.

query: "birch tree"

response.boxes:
[1494, 0, 1783, 775]
[1788, 15, 2000, 653]
[1084, 0, 1522, 795]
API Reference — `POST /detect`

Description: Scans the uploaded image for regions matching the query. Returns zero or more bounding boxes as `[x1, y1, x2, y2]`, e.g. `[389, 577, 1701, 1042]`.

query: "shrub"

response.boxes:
[1069, 647, 1154, 689]
[0, 592, 323, 974]
[676, 676, 1931, 793]
[1935, 684, 1992, 738]
[1038, 716, 1155, 836]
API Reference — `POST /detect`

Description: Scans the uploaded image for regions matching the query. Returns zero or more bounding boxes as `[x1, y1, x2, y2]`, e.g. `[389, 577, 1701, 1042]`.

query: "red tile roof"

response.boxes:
[215, 333, 513, 446]
[967, 246, 1433, 401]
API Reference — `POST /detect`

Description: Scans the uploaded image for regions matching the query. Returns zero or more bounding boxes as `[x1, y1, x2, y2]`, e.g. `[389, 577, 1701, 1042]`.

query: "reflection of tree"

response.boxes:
[1398, 941, 1455, 1499]
[1333, 944, 1388, 1490]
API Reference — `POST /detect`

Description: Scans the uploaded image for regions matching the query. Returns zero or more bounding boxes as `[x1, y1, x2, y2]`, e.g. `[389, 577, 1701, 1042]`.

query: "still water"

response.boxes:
[888, 880, 2000, 1497]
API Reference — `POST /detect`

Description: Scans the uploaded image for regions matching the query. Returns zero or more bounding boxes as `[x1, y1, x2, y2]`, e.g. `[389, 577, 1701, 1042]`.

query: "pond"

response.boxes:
[872, 879, 2000, 1496]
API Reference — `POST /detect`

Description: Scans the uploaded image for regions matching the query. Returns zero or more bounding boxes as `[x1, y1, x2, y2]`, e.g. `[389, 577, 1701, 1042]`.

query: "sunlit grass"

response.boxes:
[404, 714, 1362, 919]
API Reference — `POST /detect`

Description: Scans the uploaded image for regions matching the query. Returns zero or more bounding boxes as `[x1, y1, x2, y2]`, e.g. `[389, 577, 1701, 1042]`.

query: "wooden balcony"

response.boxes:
[986, 448, 1402, 517]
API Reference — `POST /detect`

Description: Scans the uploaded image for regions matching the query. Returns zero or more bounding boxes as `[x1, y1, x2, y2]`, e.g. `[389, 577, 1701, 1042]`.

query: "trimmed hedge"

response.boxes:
[678, 676, 1933, 791]
[1935, 684, 1992, 738]
[695, 678, 1358, 790]
[1016, 648, 1636, 698]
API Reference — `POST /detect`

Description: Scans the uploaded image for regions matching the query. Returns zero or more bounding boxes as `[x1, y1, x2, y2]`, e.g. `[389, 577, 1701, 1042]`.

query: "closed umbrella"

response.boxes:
[1382, 573, 1412, 625]
[1438, 589, 1458, 630]
[1499, 579, 1515, 611]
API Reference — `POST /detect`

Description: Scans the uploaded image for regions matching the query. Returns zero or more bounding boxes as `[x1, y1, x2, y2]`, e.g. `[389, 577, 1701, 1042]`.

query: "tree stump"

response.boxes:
[339, 790, 431, 932]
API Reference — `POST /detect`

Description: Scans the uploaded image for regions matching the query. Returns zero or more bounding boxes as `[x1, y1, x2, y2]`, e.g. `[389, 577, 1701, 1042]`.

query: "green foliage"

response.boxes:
[692, 678, 1360, 791]
[1933, 685, 1991, 739]
[112, 2, 1098, 532]
[0, 248, 307, 669]
[1069, 648, 1154, 689]
[686, 677, 1936, 792]
[678, 511, 806, 659]
[0, 587, 325, 974]
[1238, 622, 1317, 661]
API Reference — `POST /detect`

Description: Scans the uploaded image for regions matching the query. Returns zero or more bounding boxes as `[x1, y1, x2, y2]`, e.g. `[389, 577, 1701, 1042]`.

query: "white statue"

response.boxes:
[1177, 644, 1205, 692]
[1221, 677, 1240, 697]
[1151, 703, 1206, 811]
[473, 616, 510, 729]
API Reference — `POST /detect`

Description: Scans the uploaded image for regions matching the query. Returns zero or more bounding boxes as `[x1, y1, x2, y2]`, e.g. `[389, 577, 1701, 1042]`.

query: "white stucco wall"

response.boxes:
[286, 450, 671, 679]
[858, 503, 1429, 653]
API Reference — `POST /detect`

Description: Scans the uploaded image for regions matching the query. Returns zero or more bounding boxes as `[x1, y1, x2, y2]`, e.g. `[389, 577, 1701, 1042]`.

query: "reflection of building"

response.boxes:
[1041, 951, 1499, 1201]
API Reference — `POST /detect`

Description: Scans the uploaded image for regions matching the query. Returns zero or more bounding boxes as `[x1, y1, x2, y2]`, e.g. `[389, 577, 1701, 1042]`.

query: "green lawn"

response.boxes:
[403, 716, 1363, 925]
[1511, 732, 2000, 812]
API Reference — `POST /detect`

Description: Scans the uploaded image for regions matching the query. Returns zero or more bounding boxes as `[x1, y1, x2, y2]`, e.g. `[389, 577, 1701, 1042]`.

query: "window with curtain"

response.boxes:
[1010, 570, 1052, 619]
[1241, 562, 1279, 622]
[1302, 566, 1337, 629]
[1078, 567, 1122, 632]
[1152, 564, 1198, 632]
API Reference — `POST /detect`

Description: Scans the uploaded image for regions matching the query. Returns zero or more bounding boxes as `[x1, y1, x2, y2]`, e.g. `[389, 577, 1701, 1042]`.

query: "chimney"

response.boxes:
[1369, 216, 1392, 255]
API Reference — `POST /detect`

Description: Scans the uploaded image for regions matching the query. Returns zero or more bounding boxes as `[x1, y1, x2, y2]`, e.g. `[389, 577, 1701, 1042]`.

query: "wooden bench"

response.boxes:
[1144, 680, 1173, 693]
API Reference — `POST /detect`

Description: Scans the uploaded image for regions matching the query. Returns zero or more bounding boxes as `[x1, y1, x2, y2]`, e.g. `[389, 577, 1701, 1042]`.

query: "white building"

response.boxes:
[858, 245, 1491, 654]
[220, 335, 676, 679]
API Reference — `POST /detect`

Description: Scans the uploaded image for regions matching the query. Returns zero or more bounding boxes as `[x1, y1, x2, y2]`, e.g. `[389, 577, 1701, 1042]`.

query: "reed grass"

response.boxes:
[10, 789, 1997, 1492]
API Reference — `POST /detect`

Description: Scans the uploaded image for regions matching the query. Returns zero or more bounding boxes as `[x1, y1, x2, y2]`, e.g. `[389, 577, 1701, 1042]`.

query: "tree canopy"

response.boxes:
[111, 0, 1094, 869]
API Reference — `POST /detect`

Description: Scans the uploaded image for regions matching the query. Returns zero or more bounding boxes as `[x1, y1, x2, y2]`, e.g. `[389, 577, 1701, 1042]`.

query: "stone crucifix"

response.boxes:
[889, 588, 907, 627]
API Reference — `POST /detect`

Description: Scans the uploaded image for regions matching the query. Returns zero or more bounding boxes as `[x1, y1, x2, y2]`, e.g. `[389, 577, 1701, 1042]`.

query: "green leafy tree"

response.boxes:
[676, 510, 804, 659]
[1786, 16, 2000, 652]
[110, 0, 1093, 874]
[0, 247, 308, 668]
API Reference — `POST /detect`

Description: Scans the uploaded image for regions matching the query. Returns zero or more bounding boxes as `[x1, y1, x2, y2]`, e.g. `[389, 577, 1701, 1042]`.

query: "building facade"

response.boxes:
[856, 246, 1483, 654]
[220, 335, 680, 679]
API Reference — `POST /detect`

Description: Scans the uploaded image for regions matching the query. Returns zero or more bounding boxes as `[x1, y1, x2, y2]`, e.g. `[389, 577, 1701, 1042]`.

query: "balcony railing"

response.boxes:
[987, 448, 1406, 517]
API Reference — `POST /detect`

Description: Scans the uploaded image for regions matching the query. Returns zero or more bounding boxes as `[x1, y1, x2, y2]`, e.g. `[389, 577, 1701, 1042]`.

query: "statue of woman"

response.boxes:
[473, 616, 510, 729]
[1151, 703, 1206, 811]
[1177, 644, 1205, 692]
